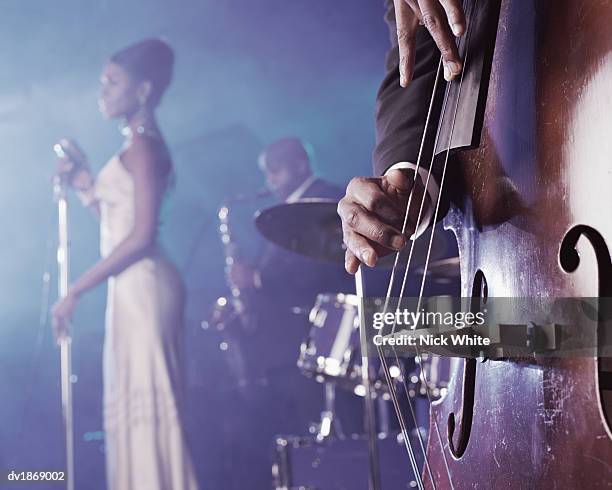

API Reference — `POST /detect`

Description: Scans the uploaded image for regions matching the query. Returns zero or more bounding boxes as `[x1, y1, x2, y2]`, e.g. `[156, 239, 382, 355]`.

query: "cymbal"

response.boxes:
[255, 199, 345, 263]
[254, 199, 452, 267]
[415, 256, 461, 281]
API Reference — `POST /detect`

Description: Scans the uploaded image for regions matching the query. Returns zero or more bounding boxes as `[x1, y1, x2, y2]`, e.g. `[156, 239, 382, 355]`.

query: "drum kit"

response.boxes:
[255, 199, 458, 430]
[205, 197, 459, 488]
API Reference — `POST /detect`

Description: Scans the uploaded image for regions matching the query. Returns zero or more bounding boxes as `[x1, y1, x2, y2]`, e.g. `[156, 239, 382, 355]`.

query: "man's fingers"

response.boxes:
[404, 0, 423, 21]
[345, 177, 403, 222]
[338, 200, 406, 251]
[417, 0, 462, 80]
[384, 168, 417, 195]
[398, 30, 417, 88]
[394, 0, 419, 87]
[345, 249, 360, 275]
[384, 169, 428, 237]
[342, 228, 378, 268]
[439, 0, 466, 37]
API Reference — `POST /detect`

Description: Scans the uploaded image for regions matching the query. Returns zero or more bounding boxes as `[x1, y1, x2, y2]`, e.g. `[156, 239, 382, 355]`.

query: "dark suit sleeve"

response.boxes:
[373, 0, 441, 177]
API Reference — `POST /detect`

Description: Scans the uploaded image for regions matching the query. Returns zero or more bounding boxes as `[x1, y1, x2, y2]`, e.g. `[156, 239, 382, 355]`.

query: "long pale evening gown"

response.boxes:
[95, 153, 199, 490]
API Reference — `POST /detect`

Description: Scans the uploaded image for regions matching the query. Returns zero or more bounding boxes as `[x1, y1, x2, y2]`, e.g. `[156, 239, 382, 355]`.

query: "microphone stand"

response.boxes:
[53, 174, 75, 490]
[355, 267, 381, 490]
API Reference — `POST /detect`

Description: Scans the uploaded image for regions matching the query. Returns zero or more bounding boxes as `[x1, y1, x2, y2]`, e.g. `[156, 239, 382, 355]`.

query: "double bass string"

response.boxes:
[375, 348, 426, 488]
[404, 0, 479, 487]
[382, 0, 478, 487]
[377, 59, 447, 490]
[375, 39, 458, 490]
[381, 34, 460, 490]
[376, 56, 449, 490]
[366, 7, 457, 490]
[384, 73, 454, 490]
[376, 61, 452, 490]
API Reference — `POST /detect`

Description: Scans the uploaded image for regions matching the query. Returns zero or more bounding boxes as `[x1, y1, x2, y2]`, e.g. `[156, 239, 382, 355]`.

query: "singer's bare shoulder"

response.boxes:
[119, 134, 171, 179]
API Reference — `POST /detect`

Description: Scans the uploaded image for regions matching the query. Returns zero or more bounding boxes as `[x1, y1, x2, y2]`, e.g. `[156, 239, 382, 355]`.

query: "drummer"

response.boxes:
[224, 136, 355, 490]
[227, 136, 352, 305]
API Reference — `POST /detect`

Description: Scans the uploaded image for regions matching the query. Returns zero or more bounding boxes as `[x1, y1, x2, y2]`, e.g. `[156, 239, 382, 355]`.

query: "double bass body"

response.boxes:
[425, 0, 612, 487]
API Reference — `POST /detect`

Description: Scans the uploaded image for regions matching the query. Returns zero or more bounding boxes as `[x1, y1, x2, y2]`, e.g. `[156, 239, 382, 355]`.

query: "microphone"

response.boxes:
[53, 138, 88, 169]
[52, 138, 90, 193]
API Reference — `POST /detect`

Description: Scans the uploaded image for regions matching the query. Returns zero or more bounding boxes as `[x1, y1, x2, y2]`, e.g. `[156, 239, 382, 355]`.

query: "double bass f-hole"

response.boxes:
[559, 224, 612, 429]
[448, 270, 487, 458]
[559, 225, 612, 297]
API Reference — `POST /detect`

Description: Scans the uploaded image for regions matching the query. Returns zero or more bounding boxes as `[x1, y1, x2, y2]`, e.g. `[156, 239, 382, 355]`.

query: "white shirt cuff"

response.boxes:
[384, 162, 440, 239]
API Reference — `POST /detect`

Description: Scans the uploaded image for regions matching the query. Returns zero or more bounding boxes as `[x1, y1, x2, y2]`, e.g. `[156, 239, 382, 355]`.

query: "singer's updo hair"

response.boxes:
[110, 38, 174, 108]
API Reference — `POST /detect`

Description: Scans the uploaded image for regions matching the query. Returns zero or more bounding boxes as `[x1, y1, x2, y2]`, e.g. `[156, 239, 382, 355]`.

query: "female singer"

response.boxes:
[52, 39, 200, 490]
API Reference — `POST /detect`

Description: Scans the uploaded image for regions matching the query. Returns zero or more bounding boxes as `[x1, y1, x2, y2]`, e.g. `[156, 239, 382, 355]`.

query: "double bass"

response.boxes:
[389, 0, 612, 487]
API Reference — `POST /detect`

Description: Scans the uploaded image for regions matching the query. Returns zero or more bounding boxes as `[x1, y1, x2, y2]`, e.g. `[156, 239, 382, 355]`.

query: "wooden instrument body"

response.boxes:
[426, 0, 612, 487]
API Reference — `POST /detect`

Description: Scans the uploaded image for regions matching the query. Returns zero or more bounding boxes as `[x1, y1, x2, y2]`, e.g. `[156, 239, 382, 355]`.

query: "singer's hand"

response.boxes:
[56, 159, 93, 191]
[52, 291, 79, 343]
[55, 139, 93, 191]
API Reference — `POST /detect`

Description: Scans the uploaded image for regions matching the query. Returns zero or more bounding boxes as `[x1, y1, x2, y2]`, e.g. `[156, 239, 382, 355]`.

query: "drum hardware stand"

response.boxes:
[355, 267, 382, 490]
[377, 395, 391, 436]
[53, 174, 75, 490]
[316, 382, 344, 441]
